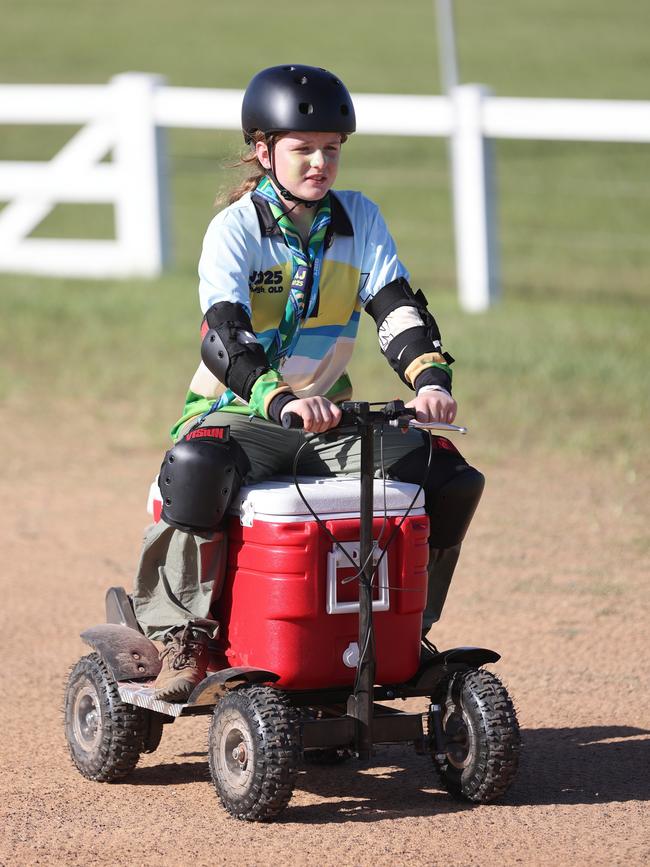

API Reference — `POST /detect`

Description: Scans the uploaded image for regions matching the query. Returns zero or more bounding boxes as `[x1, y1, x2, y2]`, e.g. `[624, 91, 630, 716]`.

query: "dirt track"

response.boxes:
[1, 410, 649, 866]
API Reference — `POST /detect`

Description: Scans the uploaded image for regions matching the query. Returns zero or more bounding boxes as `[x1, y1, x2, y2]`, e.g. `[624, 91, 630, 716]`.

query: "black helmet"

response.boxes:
[242, 64, 356, 143]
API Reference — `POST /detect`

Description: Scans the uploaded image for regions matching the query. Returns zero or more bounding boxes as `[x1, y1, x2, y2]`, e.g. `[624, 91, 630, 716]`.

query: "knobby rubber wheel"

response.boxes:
[208, 685, 299, 821]
[142, 712, 166, 754]
[431, 667, 520, 803]
[64, 652, 151, 781]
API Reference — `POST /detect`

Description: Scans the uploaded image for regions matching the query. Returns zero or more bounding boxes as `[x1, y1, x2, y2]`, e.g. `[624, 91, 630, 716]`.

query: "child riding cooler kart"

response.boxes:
[64, 66, 518, 820]
[132, 63, 484, 701]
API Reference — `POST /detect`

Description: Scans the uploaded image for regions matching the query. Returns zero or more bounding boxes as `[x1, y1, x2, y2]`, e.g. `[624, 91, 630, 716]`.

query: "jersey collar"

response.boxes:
[251, 190, 354, 240]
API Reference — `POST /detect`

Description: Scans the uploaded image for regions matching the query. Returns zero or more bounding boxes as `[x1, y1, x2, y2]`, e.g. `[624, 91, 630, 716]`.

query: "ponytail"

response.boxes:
[215, 132, 279, 206]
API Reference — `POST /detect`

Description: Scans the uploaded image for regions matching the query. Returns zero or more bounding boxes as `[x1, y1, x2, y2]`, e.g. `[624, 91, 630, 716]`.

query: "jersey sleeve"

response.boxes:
[357, 200, 410, 307]
[198, 210, 256, 314]
[196, 206, 296, 421]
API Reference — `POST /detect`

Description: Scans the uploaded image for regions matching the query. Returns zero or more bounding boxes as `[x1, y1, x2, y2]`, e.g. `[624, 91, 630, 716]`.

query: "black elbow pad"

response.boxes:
[365, 278, 451, 386]
[366, 277, 438, 334]
[200, 302, 269, 401]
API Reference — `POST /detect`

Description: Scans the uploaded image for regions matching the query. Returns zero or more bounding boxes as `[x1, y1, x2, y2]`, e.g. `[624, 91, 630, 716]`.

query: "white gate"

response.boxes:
[1, 73, 650, 309]
[0, 73, 169, 279]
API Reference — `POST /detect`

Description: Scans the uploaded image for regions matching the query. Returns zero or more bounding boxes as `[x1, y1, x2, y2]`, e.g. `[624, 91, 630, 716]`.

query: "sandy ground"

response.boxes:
[1, 410, 648, 866]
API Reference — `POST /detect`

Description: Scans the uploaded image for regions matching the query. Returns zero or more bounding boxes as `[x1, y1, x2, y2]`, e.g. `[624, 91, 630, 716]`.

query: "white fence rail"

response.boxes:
[1, 73, 649, 309]
[0, 73, 169, 279]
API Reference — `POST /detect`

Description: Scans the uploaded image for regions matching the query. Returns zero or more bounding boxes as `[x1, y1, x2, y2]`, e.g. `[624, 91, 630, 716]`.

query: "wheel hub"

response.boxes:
[231, 742, 248, 766]
[216, 711, 255, 795]
[72, 682, 103, 753]
[444, 709, 474, 769]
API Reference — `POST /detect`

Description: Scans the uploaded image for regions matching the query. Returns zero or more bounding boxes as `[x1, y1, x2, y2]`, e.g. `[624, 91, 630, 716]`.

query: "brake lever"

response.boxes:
[407, 420, 468, 434]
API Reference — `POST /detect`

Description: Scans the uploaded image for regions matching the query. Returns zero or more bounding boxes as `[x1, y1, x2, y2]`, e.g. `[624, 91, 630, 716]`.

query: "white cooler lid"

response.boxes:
[234, 475, 425, 526]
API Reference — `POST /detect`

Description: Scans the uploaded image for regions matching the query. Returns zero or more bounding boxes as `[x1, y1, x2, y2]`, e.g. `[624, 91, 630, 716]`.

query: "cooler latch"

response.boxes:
[326, 542, 390, 615]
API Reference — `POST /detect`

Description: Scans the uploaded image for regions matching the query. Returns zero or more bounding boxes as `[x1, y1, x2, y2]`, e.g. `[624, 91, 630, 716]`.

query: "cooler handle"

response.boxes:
[326, 542, 390, 615]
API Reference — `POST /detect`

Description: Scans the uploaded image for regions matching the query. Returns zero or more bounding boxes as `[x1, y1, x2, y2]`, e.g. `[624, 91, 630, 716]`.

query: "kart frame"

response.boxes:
[82, 400, 501, 760]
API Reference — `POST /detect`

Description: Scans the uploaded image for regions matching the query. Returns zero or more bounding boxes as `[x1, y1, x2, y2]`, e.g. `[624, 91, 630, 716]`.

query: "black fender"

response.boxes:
[185, 667, 280, 707]
[105, 586, 142, 633]
[411, 646, 500, 692]
[80, 623, 161, 681]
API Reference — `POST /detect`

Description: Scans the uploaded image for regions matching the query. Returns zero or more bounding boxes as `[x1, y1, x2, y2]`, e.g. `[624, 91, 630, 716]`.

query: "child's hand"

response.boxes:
[280, 396, 343, 433]
[406, 389, 457, 424]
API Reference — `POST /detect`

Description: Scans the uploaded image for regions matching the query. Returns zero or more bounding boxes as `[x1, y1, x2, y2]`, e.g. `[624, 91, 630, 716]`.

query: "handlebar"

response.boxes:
[281, 400, 467, 435]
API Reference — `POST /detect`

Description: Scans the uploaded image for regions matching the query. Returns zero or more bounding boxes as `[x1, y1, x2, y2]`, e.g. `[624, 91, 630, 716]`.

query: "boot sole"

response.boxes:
[153, 680, 198, 703]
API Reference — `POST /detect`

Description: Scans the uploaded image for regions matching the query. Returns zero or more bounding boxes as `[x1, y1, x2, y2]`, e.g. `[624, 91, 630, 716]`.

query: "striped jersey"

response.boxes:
[173, 189, 409, 437]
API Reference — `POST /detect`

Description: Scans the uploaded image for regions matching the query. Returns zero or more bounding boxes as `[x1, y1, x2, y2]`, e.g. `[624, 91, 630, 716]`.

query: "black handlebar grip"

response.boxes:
[281, 412, 304, 429]
[282, 409, 359, 430]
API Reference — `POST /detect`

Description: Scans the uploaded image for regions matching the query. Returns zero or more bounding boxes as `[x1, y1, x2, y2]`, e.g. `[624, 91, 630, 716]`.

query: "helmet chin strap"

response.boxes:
[266, 138, 319, 209]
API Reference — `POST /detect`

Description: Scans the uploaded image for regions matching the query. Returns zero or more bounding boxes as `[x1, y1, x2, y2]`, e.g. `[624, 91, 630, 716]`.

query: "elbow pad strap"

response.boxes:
[383, 330, 453, 389]
[366, 278, 452, 387]
[414, 364, 453, 393]
[365, 278, 442, 343]
[200, 302, 270, 401]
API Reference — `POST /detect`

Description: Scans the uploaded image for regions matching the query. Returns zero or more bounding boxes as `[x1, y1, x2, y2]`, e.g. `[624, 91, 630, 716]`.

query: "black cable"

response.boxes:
[292, 431, 364, 575]
[368, 429, 434, 591]
[291, 418, 435, 694]
[341, 423, 389, 586]
[351, 424, 389, 696]
[351, 426, 434, 691]
[292, 422, 434, 590]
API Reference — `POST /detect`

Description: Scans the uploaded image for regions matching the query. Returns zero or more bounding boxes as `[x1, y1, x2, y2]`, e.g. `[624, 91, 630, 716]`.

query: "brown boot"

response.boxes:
[153, 624, 212, 702]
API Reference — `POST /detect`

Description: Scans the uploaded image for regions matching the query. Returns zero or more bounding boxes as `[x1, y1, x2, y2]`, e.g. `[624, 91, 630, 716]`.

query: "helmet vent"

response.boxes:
[299, 102, 314, 115]
[340, 104, 349, 116]
[283, 65, 296, 71]
[331, 77, 341, 85]
[299, 75, 308, 85]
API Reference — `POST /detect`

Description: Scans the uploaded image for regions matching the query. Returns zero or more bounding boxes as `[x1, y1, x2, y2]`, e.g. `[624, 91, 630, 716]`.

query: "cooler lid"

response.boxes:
[234, 475, 425, 526]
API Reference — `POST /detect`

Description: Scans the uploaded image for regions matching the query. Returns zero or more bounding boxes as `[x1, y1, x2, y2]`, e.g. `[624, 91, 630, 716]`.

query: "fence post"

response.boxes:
[450, 84, 500, 312]
[110, 73, 171, 277]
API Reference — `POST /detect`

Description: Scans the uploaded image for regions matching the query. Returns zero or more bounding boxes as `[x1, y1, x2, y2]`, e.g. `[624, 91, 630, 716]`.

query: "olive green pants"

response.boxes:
[133, 412, 474, 641]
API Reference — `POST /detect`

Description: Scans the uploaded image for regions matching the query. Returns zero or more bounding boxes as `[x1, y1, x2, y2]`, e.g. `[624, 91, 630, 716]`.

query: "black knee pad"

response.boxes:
[427, 465, 485, 548]
[158, 426, 248, 534]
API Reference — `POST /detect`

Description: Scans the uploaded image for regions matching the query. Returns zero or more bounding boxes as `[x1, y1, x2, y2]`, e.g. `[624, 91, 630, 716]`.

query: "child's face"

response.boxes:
[257, 131, 342, 202]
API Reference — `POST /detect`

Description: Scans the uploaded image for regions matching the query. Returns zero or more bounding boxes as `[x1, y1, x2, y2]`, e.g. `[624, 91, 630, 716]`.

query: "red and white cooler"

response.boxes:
[149, 476, 430, 690]
[222, 477, 429, 690]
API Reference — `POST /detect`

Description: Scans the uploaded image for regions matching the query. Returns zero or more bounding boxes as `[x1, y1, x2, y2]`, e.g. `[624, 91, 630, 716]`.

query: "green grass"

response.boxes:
[2, 266, 646, 467]
[1, 0, 649, 469]
[2, 0, 649, 98]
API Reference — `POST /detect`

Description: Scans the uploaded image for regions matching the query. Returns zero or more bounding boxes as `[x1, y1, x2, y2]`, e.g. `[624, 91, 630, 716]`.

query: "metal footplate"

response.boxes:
[118, 666, 280, 718]
[118, 682, 187, 718]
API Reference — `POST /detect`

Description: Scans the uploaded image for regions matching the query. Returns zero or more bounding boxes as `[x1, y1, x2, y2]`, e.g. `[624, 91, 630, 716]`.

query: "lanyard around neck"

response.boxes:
[255, 176, 331, 357]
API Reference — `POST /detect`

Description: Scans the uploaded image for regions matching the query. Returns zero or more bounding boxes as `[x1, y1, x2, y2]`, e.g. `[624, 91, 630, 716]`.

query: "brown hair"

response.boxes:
[215, 131, 279, 207]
